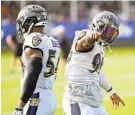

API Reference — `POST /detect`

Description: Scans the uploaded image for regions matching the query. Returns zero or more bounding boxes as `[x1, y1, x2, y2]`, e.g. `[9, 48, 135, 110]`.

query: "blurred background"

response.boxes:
[1, 1, 135, 115]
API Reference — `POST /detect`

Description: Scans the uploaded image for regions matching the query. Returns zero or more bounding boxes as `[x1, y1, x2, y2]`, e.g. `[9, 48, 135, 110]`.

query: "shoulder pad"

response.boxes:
[73, 29, 89, 43]
[23, 33, 44, 50]
[75, 30, 87, 39]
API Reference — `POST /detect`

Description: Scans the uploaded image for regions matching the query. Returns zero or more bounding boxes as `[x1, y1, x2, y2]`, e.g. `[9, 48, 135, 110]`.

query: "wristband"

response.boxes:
[107, 87, 116, 95]
[107, 87, 113, 92]
[109, 89, 116, 96]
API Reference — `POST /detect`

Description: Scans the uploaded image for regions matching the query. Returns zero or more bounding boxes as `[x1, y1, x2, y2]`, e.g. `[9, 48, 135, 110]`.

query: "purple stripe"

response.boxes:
[26, 93, 39, 115]
[31, 93, 39, 98]
[27, 106, 36, 115]
[71, 102, 81, 115]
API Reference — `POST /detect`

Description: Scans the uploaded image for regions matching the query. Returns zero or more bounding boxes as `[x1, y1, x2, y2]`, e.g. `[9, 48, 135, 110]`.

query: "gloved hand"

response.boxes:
[13, 108, 23, 115]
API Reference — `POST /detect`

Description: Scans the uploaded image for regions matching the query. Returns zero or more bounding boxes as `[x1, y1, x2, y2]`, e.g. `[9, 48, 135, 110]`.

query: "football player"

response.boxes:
[13, 5, 60, 115]
[62, 11, 125, 115]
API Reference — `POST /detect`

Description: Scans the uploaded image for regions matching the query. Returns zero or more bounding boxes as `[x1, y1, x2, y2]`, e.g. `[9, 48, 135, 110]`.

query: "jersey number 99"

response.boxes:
[92, 53, 104, 73]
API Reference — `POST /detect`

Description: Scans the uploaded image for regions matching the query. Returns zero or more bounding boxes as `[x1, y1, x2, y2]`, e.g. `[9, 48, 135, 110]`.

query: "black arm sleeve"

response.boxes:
[20, 57, 42, 103]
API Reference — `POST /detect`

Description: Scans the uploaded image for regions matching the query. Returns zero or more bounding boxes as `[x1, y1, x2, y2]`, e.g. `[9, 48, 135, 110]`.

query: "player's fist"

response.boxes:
[87, 31, 102, 41]
[13, 108, 23, 115]
[110, 93, 125, 109]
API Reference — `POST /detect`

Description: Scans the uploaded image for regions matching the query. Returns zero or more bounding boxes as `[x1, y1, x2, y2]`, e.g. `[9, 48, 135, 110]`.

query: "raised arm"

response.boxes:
[75, 31, 102, 52]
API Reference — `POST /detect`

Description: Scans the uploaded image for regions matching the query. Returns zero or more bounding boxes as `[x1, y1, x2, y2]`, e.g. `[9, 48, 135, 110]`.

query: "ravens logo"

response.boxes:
[32, 36, 42, 46]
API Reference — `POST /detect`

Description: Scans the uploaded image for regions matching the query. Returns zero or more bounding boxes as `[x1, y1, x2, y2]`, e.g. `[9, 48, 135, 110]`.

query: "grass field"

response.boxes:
[1, 47, 135, 115]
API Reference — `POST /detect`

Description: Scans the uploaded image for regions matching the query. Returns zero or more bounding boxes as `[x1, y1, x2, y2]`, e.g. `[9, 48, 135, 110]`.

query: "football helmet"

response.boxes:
[16, 5, 47, 42]
[92, 11, 119, 45]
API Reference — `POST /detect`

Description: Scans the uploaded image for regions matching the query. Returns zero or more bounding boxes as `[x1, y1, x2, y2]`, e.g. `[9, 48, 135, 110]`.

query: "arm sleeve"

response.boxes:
[99, 72, 112, 92]
[20, 57, 42, 103]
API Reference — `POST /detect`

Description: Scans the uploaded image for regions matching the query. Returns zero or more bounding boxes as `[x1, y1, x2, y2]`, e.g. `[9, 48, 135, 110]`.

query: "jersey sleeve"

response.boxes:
[23, 34, 45, 55]
[71, 29, 89, 52]
[73, 29, 89, 44]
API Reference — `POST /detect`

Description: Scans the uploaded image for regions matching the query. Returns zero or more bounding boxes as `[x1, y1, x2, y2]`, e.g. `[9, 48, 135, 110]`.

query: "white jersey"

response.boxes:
[66, 29, 105, 80]
[64, 29, 105, 107]
[21, 32, 60, 90]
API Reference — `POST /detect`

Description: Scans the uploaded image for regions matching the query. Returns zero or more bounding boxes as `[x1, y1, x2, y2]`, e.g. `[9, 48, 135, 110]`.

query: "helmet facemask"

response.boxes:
[100, 24, 119, 45]
[16, 16, 38, 42]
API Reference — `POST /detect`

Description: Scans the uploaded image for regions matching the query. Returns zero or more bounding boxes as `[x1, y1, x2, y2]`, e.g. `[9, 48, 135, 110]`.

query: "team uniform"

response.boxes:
[21, 32, 60, 115]
[63, 29, 108, 115]
[14, 6, 121, 115]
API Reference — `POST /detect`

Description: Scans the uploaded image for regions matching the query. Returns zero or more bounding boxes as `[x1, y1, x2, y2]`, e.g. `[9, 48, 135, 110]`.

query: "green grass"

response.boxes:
[2, 47, 135, 115]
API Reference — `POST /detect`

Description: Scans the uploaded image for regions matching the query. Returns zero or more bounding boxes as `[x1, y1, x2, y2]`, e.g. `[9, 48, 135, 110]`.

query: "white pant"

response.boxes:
[23, 88, 57, 115]
[62, 97, 108, 115]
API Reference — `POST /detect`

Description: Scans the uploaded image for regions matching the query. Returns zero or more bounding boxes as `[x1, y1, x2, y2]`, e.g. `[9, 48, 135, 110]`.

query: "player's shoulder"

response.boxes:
[75, 29, 90, 33]
[74, 29, 91, 41]
[24, 32, 60, 50]
[73, 29, 90, 43]
[49, 35, 60, 48]
[24, 33, 49, 49]
[75, 29, 90, 37]
[24, 33, 42, 46]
